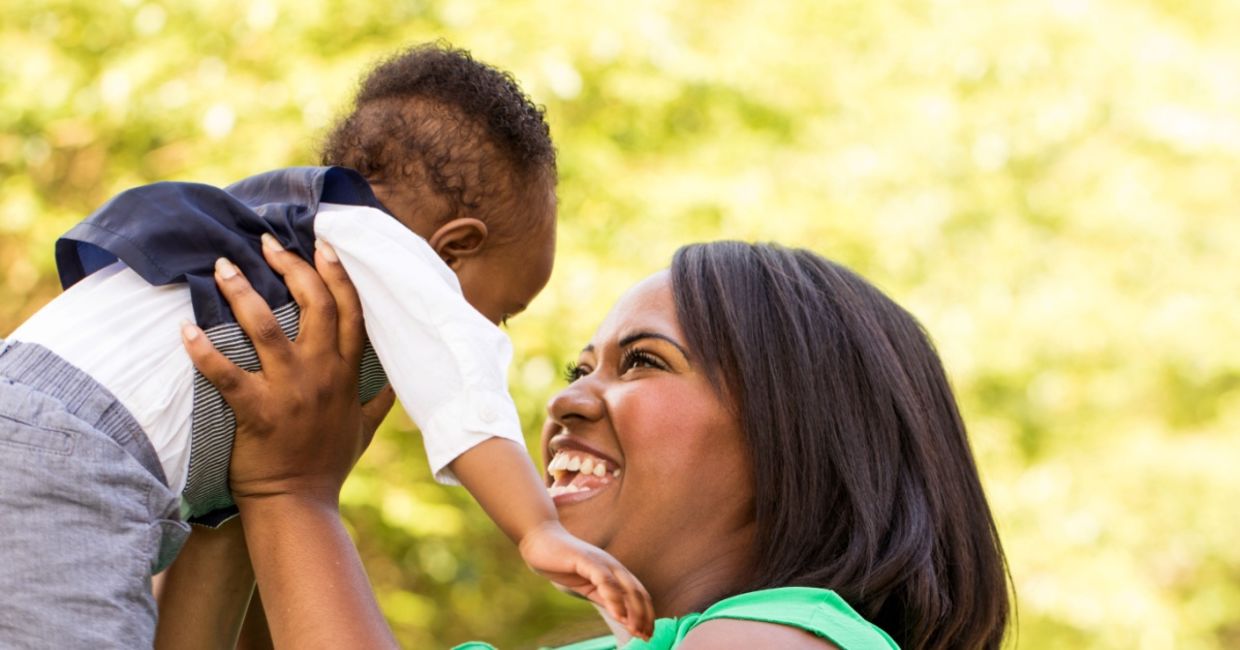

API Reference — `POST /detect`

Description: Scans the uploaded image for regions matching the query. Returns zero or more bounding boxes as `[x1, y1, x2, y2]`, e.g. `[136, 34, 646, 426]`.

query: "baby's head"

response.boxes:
[321, 43, 557, 325]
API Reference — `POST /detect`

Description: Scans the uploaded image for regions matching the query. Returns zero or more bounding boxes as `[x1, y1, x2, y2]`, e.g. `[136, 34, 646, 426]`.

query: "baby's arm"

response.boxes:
[449, 438, 654, 639]
[314, 207, 652, 638]
[448, 438, 555, 541]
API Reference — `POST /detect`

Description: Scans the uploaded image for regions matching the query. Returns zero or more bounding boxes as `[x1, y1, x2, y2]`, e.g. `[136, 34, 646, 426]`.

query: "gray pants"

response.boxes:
[0, 340, 189, 649]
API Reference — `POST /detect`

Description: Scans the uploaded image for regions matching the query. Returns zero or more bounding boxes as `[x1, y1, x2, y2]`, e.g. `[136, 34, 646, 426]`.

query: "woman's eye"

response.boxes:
[563, 362, 590, 383]
[620, 349, 665, 373]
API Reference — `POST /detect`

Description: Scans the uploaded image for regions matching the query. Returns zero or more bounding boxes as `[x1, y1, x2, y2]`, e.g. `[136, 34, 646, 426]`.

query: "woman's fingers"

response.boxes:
[213, 257, 294, 370]
[181, 320, 254, 402]
[257, 234, 340, 362]
[313, 240, 366, 370]
[359, 385, 395, 449]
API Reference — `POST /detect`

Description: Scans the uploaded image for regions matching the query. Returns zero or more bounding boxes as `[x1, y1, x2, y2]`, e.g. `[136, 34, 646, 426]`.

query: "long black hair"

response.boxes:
[670, 241, 1009, 649]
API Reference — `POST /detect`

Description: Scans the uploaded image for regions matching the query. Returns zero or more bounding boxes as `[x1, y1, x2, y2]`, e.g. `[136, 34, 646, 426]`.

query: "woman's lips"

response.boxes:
[546, 448, 621, 504]
[549, 481, 612, 505]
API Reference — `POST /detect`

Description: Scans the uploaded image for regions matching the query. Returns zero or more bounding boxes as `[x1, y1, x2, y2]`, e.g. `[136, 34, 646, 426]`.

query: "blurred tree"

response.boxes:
[3, 0, 1239, 647]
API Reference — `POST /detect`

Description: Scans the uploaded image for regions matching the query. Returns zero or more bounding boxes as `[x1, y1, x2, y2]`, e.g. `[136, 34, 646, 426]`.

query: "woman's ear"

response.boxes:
[427, 218, 489, 269]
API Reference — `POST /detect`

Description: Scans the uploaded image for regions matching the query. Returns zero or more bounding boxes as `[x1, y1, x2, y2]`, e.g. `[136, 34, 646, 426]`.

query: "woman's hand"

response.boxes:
[179, 235, 398, 649]
[181, 235, 393, 505]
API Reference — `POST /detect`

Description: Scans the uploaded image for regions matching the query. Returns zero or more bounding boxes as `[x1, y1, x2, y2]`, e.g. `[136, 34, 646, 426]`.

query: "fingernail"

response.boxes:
[261, 233, 283, 252]
[215, 257, 237, 279]
[316, 239, 339, 263]
[180, 319, 201, 341]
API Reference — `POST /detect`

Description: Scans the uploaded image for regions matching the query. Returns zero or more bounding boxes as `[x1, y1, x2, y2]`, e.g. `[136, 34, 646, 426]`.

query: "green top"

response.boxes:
[453, 587, 899, 650]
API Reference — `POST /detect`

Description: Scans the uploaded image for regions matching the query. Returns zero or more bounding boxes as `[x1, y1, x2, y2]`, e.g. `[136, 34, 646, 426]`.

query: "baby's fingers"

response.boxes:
[617, 569, 654, 640]
[576, 563, 636, 636]
[580, 560, 652, 640]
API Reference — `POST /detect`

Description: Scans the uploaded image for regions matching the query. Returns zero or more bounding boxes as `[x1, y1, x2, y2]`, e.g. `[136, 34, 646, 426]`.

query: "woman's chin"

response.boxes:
[551, 483, 621, 548]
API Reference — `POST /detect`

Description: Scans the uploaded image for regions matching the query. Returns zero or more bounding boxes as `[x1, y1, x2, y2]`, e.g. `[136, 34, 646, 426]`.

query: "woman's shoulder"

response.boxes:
[456, 587, 899, 650]
[680, 586, 899, 650]
[677, 618, 841, 649]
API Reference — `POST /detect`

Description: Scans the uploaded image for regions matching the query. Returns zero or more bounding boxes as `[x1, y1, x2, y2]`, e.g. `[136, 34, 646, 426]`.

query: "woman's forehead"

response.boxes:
[589, 270, 679, 347]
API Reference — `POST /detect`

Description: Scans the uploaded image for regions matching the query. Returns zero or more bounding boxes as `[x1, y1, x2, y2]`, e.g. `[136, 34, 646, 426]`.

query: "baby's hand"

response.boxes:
[518, 521, 654, 640]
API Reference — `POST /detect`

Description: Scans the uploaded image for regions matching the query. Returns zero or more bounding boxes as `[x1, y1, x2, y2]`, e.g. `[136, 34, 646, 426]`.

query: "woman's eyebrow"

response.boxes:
[619, 331, 690, 359]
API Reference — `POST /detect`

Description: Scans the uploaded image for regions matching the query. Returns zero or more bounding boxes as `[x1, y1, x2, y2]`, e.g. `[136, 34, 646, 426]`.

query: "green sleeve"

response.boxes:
[455, 588, 896, 650]
[692, 587, 900, 650]
[454, 635, 619, 650]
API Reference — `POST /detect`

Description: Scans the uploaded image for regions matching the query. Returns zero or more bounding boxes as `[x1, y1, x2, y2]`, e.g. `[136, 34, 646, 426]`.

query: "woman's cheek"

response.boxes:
[615, 380, 697, 439]
[610, 378, 737, 501]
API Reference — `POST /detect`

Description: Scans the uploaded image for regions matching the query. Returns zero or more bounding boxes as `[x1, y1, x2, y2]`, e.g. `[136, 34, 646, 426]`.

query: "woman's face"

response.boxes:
[541, 270, 756, 612]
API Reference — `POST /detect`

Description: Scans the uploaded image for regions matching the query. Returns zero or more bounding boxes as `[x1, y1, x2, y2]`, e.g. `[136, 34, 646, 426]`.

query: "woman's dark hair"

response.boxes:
[670, 241, 1010, 649]
[321, 42, 555, 229]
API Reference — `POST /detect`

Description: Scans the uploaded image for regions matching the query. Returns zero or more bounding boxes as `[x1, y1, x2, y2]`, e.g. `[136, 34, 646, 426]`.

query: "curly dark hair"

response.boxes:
[321, 43, 556, 235]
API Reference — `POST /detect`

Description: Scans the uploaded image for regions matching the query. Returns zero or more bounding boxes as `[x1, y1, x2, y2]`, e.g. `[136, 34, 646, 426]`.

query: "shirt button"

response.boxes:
[479, 407, 498, 424]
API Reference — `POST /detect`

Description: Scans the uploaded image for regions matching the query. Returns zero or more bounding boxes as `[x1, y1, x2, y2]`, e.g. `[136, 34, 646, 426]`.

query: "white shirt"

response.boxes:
[8, 202, 523, 494]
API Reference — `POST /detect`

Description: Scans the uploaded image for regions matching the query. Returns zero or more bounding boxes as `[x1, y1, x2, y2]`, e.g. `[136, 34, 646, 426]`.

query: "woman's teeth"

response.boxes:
[548, 484, 589, 497]
[547, 451, 623, 495]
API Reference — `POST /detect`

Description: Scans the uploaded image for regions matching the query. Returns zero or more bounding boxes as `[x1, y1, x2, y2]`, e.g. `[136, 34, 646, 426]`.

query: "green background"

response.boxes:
[3, 0, 1239, 647]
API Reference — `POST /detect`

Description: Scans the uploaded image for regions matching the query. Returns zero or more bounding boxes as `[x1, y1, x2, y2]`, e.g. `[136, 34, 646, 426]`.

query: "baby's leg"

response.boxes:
[0, 342, 188, 649]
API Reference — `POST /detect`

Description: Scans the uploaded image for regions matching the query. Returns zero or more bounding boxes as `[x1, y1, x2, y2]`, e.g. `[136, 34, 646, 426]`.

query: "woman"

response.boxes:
[158, 240, 1010, 649]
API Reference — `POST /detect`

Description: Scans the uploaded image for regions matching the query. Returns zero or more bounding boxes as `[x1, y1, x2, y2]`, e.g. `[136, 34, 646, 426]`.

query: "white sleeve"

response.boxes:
[313, 203, 526, 485]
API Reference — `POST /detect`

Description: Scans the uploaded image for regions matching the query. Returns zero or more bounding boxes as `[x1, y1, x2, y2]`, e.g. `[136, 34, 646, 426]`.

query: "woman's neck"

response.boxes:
[652, 551, 753, 617]
[644, 519, 756, 618]
[596, 554, 753, 646]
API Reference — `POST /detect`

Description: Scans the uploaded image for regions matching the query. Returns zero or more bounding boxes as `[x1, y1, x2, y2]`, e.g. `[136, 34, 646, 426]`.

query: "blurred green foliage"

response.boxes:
[4, 0, 1240, 647]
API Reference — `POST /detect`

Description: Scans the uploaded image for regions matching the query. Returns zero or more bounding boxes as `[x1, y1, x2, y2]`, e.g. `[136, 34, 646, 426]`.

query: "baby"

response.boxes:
[0, 44, 648, 645]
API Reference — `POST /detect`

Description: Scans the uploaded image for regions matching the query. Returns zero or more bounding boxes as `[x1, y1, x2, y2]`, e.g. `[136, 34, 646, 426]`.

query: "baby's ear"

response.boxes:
[427, 218, 489, 268]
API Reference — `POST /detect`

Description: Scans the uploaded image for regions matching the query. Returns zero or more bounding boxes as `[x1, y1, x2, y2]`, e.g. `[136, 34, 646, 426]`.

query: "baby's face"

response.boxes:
[454, 181, 557, 325]
[372, 173, 557, 325]
[455, 222, 555, 326]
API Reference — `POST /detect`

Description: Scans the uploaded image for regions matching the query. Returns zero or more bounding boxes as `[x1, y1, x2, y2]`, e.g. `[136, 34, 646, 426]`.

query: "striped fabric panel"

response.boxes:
[183, 301, 388, 520]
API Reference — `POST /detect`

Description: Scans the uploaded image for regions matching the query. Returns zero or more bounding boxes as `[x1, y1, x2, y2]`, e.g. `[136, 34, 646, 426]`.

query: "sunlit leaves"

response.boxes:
[3, 0, 1239, 646]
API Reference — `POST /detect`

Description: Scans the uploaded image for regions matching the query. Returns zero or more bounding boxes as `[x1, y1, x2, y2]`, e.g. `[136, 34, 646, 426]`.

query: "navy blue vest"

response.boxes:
[56, 167, 391, 525]
[57, 166, 385, 329]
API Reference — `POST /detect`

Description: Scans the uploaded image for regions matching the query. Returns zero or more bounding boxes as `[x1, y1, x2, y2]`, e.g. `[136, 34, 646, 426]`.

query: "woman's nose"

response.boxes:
[546, 376, 605, 426]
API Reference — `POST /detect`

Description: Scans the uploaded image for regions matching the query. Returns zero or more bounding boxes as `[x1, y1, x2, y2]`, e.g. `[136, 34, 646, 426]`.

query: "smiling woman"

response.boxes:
[543, 268, 757, 626]
[154, 241, 1009, 650]
[525, 242, 1010, 649]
